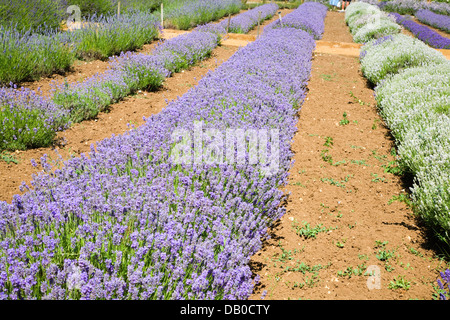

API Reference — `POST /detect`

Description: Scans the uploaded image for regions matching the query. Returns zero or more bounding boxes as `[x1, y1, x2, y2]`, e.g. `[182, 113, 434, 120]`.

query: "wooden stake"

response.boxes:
[226, 14, 231, 34]
[278, 11, 283, 27]
[117, 1, 120, 16]
[161, 3, 164, 29]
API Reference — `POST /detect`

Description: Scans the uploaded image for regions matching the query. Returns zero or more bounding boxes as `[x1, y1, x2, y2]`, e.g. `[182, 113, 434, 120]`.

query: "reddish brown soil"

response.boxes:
[248, 11, 449, 300]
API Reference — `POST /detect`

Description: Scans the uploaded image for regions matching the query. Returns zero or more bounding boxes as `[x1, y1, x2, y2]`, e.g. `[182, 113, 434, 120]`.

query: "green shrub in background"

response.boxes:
[0, 0, 65, 32]
[70, 11, 160, 61]
[0, 27, 76, 85]
[67, 0, 116, 18]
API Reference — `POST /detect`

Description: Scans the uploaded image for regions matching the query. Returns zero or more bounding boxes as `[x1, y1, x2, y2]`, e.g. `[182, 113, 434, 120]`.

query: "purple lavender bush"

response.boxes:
[194, 3, 278, 35]
[426, 1, 450, 16]
[390, 12, 450, 49]
[3, 4, 276, 151]
[164, 0, 242, 30]
[0, 10, 160, 85]
[377, 0, 450, 16]
[0, 26, 76, 85]
[264, 2, 328, 39]
[218, 3, 278, 34]
[0, 3, 326, 299]
[0, 0, 65, 33]
[0, 86, 69, 151]
[437, 269, 450, 300]
[415, 9, 450, 33]
[52, 29, 218, 123]
[69, 11, 161, 61]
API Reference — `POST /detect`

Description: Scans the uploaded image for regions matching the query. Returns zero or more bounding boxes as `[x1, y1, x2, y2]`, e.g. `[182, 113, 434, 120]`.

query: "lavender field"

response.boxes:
[1, 0, 450, 302]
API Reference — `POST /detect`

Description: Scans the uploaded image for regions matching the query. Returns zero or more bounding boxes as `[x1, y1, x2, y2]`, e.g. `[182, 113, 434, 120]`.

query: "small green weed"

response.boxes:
[339, 112, 350, 126]
[349, 91, 370, 106]
[0, 151, 19, 164]
[337, 263, 367, 278]
[388, 275, 411, 290]
[292, 220, 334, 239]
[388, 193, 412, 207]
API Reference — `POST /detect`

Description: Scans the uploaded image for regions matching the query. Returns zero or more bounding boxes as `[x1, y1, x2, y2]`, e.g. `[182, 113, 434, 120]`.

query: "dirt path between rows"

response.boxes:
[249, 11, 448, 300]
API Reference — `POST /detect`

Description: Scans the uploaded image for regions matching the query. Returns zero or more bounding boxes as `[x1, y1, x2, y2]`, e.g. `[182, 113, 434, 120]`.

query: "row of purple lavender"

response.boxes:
[415, 9, 450, 34]
[0, 2, 329, 299]
[389, 12, 450, 49]
[197, 2, 278, 34]
[0, 4, 279, 152]
[374, 0, 450, 16]
[194, 2, 278, 35]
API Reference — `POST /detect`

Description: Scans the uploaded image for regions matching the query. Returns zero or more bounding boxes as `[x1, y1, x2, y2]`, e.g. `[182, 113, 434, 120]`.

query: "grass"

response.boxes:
[321, 174, 353, 188]
[335, 238, 346, 248]
[371, 173, 388, 183]
[0, 151, 19, 164]
[388, 275, 411, 290]
[337, 263, 367, 278]
[291, 220, 335, 239]
[323, 136, 334, 147]
[320, 148, 333, 165]
[388, 193, 413, 207]
[320, 72, 337, 81]
[376, 248, 395, 262]
[372, 119, 380, 130]
[339, 112, 350, 126]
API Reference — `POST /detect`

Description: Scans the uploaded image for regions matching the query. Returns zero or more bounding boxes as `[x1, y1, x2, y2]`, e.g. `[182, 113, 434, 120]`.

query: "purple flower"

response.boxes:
[390, 13, 450, 49]
[415, 9, 450, 33]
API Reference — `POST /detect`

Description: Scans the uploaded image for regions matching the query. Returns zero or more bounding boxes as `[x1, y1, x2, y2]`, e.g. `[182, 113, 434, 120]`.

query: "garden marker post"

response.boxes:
[117, 1, 121, 16]
[226, 14, 231, 34]
[278, 11, 283, 27]
[161, 3, 164, 29]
